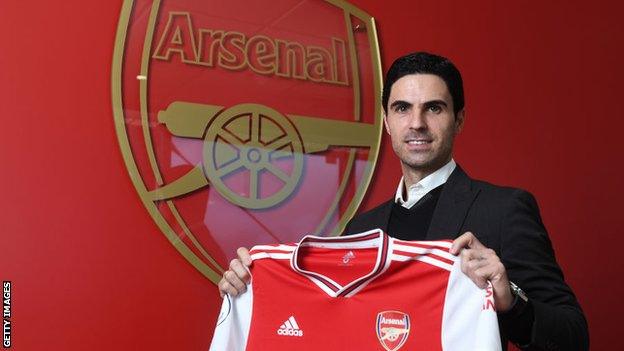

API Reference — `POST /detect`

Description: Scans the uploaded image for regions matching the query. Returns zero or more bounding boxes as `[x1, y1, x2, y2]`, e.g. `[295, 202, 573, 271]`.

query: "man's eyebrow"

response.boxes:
[423, 100, 448, 107]
[389, 100, 412, 109]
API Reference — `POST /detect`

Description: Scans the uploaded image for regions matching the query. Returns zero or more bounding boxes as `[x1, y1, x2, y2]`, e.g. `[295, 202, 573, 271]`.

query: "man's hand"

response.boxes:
[218, 247, 252, 297]
[450, 232, 515, 312]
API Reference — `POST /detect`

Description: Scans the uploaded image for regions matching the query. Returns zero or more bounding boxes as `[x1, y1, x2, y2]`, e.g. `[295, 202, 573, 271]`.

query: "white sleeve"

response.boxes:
[441, 260, 502, 351]
[209, 282, 254, 351]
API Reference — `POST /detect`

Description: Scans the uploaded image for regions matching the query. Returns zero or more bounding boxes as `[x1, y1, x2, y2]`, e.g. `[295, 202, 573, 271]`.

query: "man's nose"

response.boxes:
[408, 111, 427, 130]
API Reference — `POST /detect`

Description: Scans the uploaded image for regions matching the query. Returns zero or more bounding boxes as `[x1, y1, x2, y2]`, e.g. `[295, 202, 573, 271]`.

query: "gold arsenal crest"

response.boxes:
[112, 0, 383, 284]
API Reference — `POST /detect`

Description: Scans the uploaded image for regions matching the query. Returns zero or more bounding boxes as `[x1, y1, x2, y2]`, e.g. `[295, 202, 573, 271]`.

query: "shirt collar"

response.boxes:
[394, 159, 456, 209]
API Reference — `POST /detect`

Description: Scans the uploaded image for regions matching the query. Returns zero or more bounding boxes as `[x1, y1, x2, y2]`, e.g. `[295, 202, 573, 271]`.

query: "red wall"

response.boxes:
[1, 0, 622, 349]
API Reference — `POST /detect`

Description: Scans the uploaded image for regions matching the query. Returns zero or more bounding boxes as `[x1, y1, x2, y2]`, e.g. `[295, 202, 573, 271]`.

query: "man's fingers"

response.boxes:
[217, 248, 253, 297]
[456, 239, 514, 311]
[459, 247, 492, 265]
[237, 247, 252, 266]
[450, 231, 485, 255]
[460, 247, 502, 289]
[224, 269, 247, 292]
[217, 267, 249, 297]
[229, 258, 251, 284]
[450, 231, 474, 255]
[462, 259, 494, 289]
[469, 273, 489, 289]
[218, 278, 240, 297]
[464, 253, 488, 271]
[474, 261, 513, 311]
[461, 247, 481, 261]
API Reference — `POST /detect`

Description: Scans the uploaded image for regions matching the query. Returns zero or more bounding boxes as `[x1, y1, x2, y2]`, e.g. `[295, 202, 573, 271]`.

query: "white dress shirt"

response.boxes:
[394, 159, 456, 209]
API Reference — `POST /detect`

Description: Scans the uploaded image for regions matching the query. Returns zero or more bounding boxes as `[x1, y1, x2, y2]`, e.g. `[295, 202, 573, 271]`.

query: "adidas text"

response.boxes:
[277, 316, 304, 337]
[277, 328, 304, 337]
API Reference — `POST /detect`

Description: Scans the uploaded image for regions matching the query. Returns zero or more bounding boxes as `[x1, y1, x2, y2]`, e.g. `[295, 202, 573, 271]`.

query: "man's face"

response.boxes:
[384, 74, 464, 180]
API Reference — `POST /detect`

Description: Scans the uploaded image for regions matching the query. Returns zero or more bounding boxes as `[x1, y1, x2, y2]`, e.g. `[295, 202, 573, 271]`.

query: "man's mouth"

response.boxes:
[405, 139, 432, 145]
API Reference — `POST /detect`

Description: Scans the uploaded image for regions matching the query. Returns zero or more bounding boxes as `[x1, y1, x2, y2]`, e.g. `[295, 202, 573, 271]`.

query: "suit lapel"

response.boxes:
[426, 166, 480, 240]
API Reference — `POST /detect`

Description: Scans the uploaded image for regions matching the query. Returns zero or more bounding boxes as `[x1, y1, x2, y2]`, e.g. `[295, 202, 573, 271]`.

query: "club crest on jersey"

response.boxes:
[376, 311, 410, 351]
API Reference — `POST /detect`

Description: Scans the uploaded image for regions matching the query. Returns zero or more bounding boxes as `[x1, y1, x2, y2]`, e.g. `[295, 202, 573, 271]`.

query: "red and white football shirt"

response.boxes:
[210, 229, 501, 351]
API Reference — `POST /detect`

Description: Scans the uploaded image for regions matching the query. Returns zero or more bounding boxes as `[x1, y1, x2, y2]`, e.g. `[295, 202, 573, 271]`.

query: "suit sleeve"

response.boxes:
[498, 190, 589, 351]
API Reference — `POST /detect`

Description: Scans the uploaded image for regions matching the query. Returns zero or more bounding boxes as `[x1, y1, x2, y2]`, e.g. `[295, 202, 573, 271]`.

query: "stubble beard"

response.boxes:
[395, 140, 453, 179]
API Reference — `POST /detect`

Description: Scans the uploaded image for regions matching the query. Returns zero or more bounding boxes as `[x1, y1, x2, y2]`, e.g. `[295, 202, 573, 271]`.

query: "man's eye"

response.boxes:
[427, 105, 442, 113]
[394, 105, 408, 113]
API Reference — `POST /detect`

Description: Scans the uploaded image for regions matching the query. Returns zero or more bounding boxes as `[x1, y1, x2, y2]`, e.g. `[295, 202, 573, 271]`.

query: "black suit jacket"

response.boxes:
[344, 166, 589, 351]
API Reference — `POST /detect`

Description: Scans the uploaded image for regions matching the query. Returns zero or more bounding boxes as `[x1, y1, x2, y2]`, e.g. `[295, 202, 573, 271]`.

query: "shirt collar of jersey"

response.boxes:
[394, 159, 456, 209]
[290, 229, 392, 298]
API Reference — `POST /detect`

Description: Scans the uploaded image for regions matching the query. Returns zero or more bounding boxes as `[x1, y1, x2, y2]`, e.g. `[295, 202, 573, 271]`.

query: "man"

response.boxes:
[218, 52, 589, 350]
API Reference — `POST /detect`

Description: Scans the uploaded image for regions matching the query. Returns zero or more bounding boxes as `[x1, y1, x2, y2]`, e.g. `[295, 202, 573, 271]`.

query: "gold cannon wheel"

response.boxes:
[203, 103, 304, 209]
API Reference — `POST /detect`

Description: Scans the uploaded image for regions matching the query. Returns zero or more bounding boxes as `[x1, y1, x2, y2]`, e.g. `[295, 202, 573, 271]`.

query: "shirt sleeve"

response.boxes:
[442, 259, 502, 351]
[209, 283, 254, 351]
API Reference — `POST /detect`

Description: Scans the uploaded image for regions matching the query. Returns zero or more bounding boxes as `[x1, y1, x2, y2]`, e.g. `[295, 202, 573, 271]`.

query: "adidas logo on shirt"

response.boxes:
[277, 316, 304, 337]
[342, 250, 355, 264]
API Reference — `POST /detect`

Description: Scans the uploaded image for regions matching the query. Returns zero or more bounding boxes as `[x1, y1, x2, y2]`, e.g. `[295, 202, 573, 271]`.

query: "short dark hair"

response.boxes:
[382, 52, 464, 115]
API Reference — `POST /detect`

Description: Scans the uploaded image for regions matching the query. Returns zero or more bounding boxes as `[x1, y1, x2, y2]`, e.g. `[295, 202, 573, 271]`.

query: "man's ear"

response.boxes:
[454, 109, 465, 134]
[383, 112, 391, 135]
